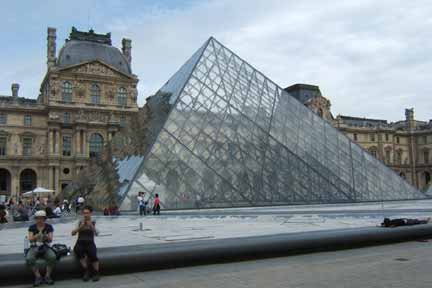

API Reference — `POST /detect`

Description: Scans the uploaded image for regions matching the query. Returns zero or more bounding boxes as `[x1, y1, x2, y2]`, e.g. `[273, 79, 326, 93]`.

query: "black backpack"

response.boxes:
[51, 244, 70, 260]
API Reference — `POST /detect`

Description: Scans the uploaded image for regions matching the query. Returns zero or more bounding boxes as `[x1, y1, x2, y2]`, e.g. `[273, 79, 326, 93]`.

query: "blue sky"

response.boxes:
[0, 0, 431, 122]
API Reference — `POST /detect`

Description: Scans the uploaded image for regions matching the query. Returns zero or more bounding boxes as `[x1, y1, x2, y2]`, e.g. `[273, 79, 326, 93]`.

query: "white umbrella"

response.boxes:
[23, 187, 55, 197]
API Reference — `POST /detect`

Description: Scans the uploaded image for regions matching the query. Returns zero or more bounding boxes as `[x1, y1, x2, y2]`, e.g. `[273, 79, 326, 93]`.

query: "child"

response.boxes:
[71, 205, 100, 282]
[153, 194, 161, 215]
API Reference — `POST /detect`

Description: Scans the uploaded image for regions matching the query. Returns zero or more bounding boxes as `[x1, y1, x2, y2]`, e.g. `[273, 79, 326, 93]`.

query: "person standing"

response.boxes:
[137, 192, 146, 216]
[75, 195, 85, 214]
[26, 210, 57, 286]
[153, 194, 161, 215]
[0, 204, 7, 224]
[71, 205, 100, 282]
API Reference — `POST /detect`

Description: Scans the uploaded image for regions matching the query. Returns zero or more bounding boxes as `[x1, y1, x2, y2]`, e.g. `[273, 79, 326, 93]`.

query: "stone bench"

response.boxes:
[1, 225, 432, 286]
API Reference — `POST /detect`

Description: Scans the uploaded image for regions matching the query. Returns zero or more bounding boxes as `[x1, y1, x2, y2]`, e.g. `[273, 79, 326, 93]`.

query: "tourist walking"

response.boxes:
[26, 210, 56, 286]
[71, 205, 100, 282]
[153, 194, 161, 215]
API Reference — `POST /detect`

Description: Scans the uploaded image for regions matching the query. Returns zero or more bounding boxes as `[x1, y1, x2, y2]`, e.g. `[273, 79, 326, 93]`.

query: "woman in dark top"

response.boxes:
[71, 205, 100, 282]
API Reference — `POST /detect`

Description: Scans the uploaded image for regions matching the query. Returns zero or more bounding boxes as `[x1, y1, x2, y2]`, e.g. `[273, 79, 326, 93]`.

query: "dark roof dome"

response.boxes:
[57, 27, 131, 75]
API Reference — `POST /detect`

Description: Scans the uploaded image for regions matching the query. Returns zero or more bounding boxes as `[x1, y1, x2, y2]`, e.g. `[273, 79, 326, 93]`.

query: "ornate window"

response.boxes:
[23, 137, 32, 156]
[368, 147, 377, 158]
[0, 113, 7, 125]
[385, 134, 389, 141]
[395, 149, 403, 165]
[0, 137, 6, 156]
[62, 81, 73, 102]
[353, 133, 358, 141]
[396, 136, 400, 144]
[24, 115, 32, 127]
[89, 133, 104, 158]
[119, 115, 126, 127]
[370, 134, 375, 142]
[63, 136, 72, 156]
[117, 87, 127, 106]
[385, 149, 391, 164]
[63, 112, 70, 124]
[91, 83, 101, 104]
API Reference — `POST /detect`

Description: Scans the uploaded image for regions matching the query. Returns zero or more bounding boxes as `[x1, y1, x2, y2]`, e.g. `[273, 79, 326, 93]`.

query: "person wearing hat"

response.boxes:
[26, 210, 56, 286]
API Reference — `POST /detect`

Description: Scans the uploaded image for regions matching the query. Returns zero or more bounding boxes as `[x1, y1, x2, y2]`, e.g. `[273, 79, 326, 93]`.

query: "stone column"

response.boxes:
[48, 130, 54, 154]
[55, 130, 60, 154]
[54, 167, 60, 193]
[48, 166, 53, 190]
[75, 130, 81, 155]
[10, 168, 19, 199]
[83, 130, 87, 157]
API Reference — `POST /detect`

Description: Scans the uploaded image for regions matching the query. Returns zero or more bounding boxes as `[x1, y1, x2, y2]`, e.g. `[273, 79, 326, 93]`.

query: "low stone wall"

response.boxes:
[2, 225, 432, 286]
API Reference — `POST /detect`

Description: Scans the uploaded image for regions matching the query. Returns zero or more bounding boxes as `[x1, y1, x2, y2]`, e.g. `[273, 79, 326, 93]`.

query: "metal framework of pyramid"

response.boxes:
[119, 37, 425, 210]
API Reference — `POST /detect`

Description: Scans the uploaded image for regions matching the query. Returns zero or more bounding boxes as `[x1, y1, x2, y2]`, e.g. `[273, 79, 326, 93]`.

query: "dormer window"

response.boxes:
[91, 83, 101, 104]
[62, 81, 73, 102]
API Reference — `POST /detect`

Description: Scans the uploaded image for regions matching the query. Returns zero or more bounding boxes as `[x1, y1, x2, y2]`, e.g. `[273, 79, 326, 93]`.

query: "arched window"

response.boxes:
[89, 133, 104, 158]
[385, 149, 391, 164]
[368, 147, 377, 158]
[424, 171, 431, 185]
[20, 169, 37, 193]
[62, 81, 73, 102]
[91, 83, 101, 104]
[117, 87, 127, 106]
[395, 150, 403, 165]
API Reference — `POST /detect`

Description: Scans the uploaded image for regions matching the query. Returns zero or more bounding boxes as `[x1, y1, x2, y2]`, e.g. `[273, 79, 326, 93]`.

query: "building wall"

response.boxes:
[305, 92, 432, 190]
[0, 27, 139, 201]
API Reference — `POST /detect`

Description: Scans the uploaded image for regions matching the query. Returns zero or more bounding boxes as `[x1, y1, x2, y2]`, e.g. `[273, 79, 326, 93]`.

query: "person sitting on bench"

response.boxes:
[381, 217, 431, 227]
[26, 210, 56, 286]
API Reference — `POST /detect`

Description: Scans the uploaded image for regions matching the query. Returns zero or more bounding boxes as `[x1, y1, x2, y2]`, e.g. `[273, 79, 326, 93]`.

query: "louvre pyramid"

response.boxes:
[119, 37, 425, 210]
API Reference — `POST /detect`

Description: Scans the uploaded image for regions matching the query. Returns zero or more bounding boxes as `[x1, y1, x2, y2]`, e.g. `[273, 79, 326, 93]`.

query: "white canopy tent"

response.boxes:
[22, 187, 55, 197]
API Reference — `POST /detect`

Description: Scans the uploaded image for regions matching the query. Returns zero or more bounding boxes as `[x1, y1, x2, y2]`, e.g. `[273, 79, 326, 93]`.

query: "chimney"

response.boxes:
[47, 27, 57, 69]
[122, 38, 132, 65]
[11, 83, 19, 97]
[405, 108, 416, 129]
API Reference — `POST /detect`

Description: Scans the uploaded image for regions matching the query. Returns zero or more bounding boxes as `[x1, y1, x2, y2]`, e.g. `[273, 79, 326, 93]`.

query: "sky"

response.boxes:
[0, 0, 431, 122]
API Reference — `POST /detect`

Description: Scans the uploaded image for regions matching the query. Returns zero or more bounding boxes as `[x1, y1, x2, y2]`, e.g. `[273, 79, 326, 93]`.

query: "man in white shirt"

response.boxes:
[53, 205, 62, 218]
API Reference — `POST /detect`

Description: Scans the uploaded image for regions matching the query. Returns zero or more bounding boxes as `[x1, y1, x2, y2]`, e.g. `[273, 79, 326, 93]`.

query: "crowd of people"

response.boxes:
[0, 195, 77, 224]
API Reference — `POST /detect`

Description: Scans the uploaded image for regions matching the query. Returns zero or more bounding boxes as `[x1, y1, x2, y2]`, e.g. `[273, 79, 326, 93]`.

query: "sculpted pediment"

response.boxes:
[59, 61, 132, 79]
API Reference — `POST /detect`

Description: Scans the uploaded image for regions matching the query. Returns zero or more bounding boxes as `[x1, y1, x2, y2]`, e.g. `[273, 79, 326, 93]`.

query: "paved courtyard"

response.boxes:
[6, 240, 432, 288]
[1, 200, 432, 255]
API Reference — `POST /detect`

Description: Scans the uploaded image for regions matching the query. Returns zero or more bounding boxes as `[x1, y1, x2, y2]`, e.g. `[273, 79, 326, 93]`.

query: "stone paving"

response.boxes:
[6, 240, 432, 288]
[1, 199, 431, 255]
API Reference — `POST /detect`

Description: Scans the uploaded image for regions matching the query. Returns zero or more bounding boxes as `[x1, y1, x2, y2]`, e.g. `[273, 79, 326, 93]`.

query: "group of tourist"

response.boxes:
[26, 205, 100, 286]
[0, 196, 75, 224]
[137, 192, 161, 215]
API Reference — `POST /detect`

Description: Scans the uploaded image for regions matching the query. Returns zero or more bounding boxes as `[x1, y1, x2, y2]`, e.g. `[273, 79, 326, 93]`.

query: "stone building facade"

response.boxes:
[0, 27, 138, 199]
[286, 84, 432, 190]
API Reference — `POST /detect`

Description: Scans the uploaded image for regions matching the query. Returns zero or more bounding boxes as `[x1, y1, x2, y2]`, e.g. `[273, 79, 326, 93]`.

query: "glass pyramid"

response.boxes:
[119, 37, 425, 210]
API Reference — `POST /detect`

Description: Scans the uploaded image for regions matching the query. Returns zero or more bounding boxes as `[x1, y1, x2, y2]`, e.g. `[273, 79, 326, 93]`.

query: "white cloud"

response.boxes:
[2, 0, 432, 122]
